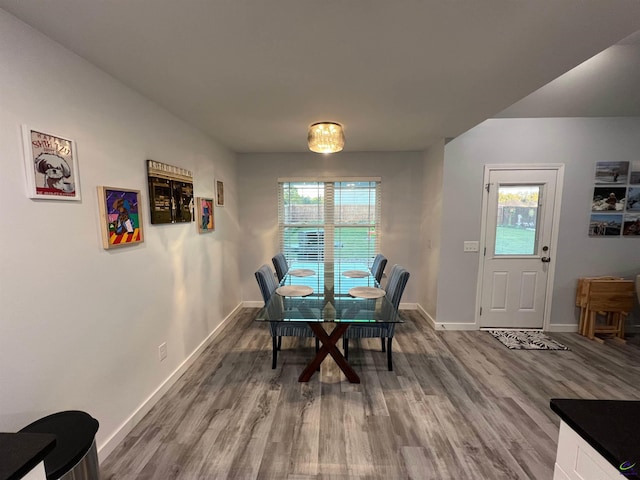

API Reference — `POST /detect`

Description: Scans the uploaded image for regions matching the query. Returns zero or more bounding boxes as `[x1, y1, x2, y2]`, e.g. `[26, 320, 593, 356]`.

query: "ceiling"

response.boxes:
[2, 1, 640, 153]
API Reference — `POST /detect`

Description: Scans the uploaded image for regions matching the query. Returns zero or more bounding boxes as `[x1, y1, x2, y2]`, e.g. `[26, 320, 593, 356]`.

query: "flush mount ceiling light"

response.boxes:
[307, 122, 345, 153]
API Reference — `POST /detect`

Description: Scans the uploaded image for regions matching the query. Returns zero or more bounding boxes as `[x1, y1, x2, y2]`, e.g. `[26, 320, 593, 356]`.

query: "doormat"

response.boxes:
[487, 330, 570, 350]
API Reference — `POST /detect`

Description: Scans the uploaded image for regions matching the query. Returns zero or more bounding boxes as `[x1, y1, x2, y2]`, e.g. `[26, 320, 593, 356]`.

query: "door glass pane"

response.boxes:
[495, 185, 540, 255]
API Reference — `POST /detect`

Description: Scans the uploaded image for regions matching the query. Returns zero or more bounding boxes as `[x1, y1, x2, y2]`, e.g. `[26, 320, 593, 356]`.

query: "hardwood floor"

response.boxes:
[101, 309, 640, 479]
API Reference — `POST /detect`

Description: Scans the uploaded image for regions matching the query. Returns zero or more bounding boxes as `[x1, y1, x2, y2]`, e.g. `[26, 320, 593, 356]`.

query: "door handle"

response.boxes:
[541, 257, 551, 263]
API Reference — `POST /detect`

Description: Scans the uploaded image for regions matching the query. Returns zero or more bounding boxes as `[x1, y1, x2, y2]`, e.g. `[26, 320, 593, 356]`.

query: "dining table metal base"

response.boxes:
[299, 323, 360, 383]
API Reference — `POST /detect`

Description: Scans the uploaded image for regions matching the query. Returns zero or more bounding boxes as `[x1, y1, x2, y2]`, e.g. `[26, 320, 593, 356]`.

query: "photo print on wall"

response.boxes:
[147, 160, 194, 224]
[589, 160, 638, 238]
[22, 126, 80, 200]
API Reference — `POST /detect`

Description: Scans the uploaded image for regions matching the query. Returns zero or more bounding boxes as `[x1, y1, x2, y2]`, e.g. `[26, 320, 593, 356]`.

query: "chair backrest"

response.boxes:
[255, 264, 279, 304]
[370, 253, 387, 283]
[272, 253, 289, 282]
[384, 264, 410, 310]
[586, 280, 635, 313]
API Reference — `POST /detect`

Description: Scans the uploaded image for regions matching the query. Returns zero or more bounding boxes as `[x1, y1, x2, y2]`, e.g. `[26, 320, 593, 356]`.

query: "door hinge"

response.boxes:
[484, 247, 486, 256]
[485, 183, 490, 193]
[479, 307, 483, 316]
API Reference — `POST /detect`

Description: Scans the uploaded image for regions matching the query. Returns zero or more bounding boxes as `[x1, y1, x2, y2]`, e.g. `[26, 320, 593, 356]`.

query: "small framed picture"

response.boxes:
[197, 197, 215, 233]
[589, 213, 623, 237]
[22, 126, 81, 200]
[216, 180, 225, 206]
[97, 187, 144, 249]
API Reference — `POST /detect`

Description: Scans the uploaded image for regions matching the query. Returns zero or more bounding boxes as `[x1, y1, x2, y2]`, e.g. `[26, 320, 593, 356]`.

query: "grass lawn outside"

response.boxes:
[495, 226, 536, 255]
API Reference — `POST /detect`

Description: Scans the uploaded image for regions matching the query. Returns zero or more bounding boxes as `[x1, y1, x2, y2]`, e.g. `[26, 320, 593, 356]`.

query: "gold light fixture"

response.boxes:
[307, 122, 345, 153]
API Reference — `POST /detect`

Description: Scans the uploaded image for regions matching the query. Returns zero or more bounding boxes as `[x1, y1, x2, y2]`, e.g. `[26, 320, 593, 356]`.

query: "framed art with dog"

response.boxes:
[97, 186, 144, 249]
[22, 126, 81, 200]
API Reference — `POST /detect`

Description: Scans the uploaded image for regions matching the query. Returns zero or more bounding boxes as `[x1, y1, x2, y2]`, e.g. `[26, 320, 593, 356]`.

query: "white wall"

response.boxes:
[0, 10, 240, 457]
[237, 152, 424, 304]
[437, 117, 640, 328]
[418, 141, 444, 321]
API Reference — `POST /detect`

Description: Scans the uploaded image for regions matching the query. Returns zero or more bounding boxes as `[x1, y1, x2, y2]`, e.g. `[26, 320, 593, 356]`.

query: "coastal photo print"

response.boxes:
[589, 214, 623, 237]
[627, 187, 640, 211]
[97, 187, 144, 249]
[594, 161, 629, 185]
[629, 160, 640, 185]
[197, 197, 215, 233]
[22, 126, 80, 200]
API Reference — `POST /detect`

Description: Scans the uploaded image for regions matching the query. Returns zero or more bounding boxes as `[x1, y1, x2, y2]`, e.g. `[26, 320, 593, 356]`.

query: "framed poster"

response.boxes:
[147, 160, 194, 224]
[22, 126, 80, 200]
[196, 197, 215, 233]
[216, 180, 224, 206]
[97, 187, 144, 249]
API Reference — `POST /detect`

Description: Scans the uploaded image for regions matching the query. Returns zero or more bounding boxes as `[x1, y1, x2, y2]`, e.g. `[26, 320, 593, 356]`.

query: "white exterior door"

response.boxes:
[479, 167, 560, 329]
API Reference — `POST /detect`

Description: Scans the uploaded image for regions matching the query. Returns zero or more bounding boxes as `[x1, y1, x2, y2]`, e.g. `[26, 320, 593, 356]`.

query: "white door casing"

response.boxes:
[477, 166, 564, 329]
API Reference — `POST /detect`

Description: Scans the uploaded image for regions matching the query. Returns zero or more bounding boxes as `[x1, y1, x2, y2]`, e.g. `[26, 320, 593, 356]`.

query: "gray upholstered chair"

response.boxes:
[343, 264, 410, 371]
[272, 253, 289, 282]
[370, 253, 387, 284]
[255, 264, 316, 369]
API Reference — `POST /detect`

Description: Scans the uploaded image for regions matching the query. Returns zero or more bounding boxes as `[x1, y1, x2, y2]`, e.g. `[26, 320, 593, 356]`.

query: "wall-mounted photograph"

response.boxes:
[22, 126, 80, 200]
[622, 213, 640, 236]
[594, 161, 629, 184]
[629, 160, 640, 185]
[147, 160, 194, 224]
[216, 180, 225, 206]
[589, 214, 622, 237]
[97, 187, 144, 249]
[591, 187, 626, 212]
[626, 187, 640, 211]
[197, 197, 214, 233]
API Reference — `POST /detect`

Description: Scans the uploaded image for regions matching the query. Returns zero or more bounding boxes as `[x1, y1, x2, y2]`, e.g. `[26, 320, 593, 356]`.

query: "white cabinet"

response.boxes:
[554, 421, 625, 480]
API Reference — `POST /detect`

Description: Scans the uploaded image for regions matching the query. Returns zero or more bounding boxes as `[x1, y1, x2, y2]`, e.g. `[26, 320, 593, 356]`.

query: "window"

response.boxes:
[278, 179, 381, 269]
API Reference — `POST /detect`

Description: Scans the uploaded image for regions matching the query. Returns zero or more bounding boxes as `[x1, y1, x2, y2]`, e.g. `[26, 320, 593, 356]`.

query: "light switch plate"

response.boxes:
[463, 241, 479, 252]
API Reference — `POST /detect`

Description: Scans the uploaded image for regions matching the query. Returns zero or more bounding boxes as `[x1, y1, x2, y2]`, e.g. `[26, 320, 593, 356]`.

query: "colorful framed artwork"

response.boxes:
[21, 126, 80, 200]
[216, 180, 224, 206]
[97, 187, 144, 249]
[196, 197, 215, 233]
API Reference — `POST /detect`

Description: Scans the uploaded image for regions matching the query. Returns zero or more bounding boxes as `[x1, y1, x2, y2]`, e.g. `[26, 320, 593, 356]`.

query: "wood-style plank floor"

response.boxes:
[101, 309, 640, 479]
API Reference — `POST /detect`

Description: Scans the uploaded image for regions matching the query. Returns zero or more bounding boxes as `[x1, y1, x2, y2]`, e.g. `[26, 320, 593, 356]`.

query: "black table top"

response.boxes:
[0, 432, 56, 480]
[550, 398, 640, 480]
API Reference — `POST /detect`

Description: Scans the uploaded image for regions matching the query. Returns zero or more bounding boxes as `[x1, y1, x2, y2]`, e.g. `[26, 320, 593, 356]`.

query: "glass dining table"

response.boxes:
[255, 261, 402, 383]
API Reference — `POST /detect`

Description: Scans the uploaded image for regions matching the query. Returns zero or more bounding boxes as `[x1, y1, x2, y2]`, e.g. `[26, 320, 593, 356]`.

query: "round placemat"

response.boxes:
[288, 269, 316, 277]
[342, 270, 370, 278]
[348, 286, 386, 299]
[276, 285, 314, 297]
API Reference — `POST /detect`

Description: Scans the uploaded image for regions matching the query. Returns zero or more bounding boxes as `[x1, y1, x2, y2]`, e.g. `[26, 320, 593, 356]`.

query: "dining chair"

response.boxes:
[370, 253, 387, 284]
[255, 264, 317, 368]
[272, 253, 289, 282]
[343, 264, 410, 371]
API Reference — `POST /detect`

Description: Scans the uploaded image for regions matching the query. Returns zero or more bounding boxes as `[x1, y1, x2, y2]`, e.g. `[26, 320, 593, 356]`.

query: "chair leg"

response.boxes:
[381, 337, 385, 352]
[344, 338, 349, 360]
[272, 336, 278, 369]
[387, 337, 393, 371]
[277, 336, 282, 351]
[315, 338, 320, 352]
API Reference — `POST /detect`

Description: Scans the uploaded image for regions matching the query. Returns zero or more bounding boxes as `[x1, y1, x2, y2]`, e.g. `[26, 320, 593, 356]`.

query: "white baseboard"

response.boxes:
[243, 300, 264, 308]
[98, 302, 243, 461]
[415, 304, 479, 330]
[399, 302, 418, 310]
[546, 324, 579, 333]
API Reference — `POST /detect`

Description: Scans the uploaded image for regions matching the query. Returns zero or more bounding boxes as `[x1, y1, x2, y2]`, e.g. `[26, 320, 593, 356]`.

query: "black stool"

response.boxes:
[19, 411, 99, 480]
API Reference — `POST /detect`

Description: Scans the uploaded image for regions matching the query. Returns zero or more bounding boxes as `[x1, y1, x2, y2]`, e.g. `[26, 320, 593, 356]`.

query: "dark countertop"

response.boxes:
[0, 432, 56, 480]
[550, 399, 640, 480]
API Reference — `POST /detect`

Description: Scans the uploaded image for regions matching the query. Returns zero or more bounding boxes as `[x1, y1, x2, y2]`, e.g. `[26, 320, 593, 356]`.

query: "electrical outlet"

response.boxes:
[158, 342, 167, 361]
[463, 241, 479, 252]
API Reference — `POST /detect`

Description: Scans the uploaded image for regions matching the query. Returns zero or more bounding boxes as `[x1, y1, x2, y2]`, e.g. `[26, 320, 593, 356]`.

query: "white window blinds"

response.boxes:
[278, 180, 381, 269]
